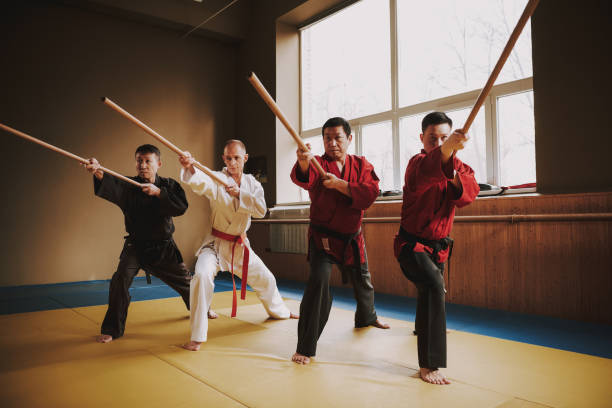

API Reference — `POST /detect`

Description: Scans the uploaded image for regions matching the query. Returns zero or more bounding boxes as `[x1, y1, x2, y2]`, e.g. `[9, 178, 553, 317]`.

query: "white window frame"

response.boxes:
[297, 0, 534, 196]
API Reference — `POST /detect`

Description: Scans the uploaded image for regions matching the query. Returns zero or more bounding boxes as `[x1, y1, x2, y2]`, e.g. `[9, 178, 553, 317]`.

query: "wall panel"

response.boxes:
[251, 192, 612, 323]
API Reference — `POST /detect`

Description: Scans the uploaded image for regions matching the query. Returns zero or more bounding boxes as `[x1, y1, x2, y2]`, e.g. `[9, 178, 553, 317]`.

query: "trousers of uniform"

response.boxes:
[397, 245, 446, 368]
[189, 245, 290, 342]
[101, 240, 191, 339]
[296, 239, 378, 357]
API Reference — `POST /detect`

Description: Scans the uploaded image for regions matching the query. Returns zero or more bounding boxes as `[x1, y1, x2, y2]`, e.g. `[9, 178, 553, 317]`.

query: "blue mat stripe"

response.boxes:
[274, 278, 612, 359]
[1, 275, 610, 359]
[0, 275, 238, 314]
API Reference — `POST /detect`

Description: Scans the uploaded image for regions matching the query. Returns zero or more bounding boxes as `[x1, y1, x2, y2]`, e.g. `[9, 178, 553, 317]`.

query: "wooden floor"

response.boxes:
[1, 292, 610, 408]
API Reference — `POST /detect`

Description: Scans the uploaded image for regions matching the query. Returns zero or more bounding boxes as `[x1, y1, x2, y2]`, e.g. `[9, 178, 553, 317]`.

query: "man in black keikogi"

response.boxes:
[84, 144, 191, 343]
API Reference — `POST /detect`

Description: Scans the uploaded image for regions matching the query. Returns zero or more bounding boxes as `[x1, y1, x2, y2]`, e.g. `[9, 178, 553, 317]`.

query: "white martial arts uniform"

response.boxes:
[181, 167, 290, 342]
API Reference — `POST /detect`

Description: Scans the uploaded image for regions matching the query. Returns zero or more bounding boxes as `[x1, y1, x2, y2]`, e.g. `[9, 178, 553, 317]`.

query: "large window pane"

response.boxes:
[399, 109, 487, 184]
[397, 0, 532, 107]
[446, 108, 487, 183]
[497, 90, 535, 186]
[301, 0, 391, 130]
[399, 114, 424, 179]
[362, 121, 394, 192]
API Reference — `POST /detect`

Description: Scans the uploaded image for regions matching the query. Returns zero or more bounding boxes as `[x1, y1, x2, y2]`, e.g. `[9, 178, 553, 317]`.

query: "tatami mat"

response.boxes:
[0, 292, 610, 407]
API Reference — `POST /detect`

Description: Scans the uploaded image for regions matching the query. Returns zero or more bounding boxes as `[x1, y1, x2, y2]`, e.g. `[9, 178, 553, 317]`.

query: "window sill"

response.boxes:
[274, 187, 539, 209]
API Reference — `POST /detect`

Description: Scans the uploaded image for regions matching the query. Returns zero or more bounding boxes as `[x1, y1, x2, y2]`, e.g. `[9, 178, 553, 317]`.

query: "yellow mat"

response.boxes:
[1, 291, 610, 408]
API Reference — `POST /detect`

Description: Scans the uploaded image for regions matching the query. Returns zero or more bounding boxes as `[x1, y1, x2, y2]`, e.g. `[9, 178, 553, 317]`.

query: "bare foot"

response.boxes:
[208, 309, 218, 319]
[182, 341, 202, 351]
[96, 334, 113, 343]
[371, 319, 390, 329]
[419, 368, 451, 385]
[291, 352, 311, 365]
[270, 312, 299, 320]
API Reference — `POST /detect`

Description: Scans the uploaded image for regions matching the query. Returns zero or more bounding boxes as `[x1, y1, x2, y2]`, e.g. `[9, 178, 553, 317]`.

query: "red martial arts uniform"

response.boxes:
[291, 153, 381, 357]
[291, 153, 379, 266]
[394, 146, 479, 262]
[394, 145, 479, 369]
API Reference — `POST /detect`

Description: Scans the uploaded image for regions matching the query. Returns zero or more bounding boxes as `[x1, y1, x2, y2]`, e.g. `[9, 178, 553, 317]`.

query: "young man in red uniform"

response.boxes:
[290, 117, 389, 365]
[394, 112, 479, 384]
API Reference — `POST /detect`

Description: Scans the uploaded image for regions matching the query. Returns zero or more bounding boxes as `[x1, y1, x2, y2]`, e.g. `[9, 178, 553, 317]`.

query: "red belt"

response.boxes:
[211, 228, 249, 317]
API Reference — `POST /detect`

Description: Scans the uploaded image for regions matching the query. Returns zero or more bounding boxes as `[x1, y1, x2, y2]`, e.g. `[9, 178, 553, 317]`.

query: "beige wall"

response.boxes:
[0, 2, 237, 285]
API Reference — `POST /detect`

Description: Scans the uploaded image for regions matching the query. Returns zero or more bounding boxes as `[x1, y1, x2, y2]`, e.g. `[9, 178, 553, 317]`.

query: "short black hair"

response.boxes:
[135, 144, 161, 158]
[421, 112, 453, 133]
[322, 117, 351, 137]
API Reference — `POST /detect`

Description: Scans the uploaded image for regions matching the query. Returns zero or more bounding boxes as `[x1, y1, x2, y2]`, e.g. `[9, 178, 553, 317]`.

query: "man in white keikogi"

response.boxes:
[179, 139, 297, 351]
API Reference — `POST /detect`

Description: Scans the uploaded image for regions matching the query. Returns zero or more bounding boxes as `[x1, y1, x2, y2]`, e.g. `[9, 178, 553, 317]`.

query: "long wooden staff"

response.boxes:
[462, 0, 540, 133]
[247, 72, 326, 177]
[0, 122, 143, 187]
[101, 97, 229, 188]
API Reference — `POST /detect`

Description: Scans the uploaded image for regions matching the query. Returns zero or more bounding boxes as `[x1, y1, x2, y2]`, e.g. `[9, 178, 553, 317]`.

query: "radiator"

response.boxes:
[269, 205, 309, 254]
[270, 224, 309, 254]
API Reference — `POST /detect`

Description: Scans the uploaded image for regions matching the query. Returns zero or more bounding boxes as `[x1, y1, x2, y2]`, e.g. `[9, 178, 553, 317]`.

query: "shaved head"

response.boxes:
[224, 139, 246, 154]
[222, 139, 248, 179]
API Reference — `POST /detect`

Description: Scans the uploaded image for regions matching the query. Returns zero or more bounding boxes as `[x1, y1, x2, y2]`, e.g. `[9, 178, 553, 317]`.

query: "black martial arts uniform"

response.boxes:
[94, 173, 191, 339]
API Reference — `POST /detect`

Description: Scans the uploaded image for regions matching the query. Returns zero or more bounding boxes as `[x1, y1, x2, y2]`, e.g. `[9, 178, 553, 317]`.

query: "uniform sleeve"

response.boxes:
[93, 173, 129, 210]
[180, 167, 218, 201]
[408, 147, 454, 193]
[290, 156, 322, 190]
[450, 160, 480, 208]
[158, 178, 188, 216]
[348, 158, 380, 210]
[237, 176, 267, 219]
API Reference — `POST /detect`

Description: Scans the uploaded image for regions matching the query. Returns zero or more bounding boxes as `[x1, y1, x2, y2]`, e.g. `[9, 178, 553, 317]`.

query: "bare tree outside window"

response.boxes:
[397, 0, 532, 106]
[301, 0, 391, 131]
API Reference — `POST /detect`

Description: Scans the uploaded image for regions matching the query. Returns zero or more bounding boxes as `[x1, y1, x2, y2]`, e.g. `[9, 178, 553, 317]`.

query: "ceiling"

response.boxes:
[60, 0, 254, 42]
[59, 0, 355, 42]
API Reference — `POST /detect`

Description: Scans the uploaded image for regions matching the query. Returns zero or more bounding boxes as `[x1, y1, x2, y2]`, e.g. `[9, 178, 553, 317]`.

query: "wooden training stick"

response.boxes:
[0, 122, 143, 187]
[101, 97, 229, 188]
[247, 72, 327, 177]
[461, 0, 540, 133]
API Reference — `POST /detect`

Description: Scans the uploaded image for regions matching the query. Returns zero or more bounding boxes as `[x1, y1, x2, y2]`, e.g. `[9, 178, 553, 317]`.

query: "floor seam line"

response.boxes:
[65, 303, 100, 327]
[146, 349, 251, 408]
[446, 377, 555, 407]
[492, 396, 555, 408]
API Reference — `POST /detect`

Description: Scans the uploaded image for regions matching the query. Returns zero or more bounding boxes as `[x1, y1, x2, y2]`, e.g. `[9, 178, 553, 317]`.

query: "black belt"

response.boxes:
[124, 235, 176, 284]
[398, 227, 453, 263]
[310, 224, 362, 284]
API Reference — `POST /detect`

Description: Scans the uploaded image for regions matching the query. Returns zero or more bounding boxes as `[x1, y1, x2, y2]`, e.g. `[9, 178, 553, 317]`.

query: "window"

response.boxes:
[399, 107, 487, 184]
[301, 0, 391, 130]
[296, 0, 535, 202]
[362, 121, 394, 191]
[397, 0, 533, 107]
[496, 90, 535, 186]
